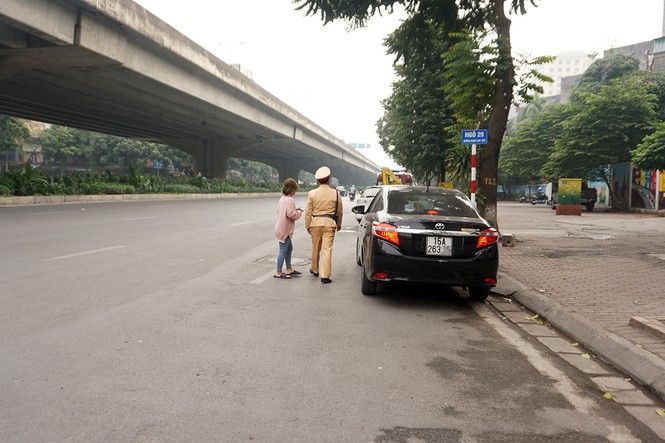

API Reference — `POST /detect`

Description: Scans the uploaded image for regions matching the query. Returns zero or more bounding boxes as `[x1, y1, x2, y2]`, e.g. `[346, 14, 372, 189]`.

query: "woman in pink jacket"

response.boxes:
[274, 178, 303, 279]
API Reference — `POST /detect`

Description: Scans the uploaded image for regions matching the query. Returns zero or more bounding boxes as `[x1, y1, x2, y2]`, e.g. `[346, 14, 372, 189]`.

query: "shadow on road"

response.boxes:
[365, 282, 475, 311]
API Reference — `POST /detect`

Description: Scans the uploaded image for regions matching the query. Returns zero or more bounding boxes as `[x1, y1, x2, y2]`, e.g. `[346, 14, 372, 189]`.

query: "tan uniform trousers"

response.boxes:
[309, 226, 336, 279]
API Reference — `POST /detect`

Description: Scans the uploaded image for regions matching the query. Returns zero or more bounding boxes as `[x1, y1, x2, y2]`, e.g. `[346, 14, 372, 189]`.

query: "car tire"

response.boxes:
[361, 266, 377, 296]
[355, 238, 362, 266]
[586, 203, 594, 212]
[468, 286, 490, 302]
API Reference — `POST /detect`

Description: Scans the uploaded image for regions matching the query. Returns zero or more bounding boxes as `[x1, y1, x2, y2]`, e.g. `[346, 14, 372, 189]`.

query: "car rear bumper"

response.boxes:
[366, 240, 498, 287]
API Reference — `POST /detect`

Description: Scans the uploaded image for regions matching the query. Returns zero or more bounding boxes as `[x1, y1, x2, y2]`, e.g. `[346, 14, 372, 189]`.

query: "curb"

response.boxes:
[495, 271, 665, 403]
[0, 192, 282, 206]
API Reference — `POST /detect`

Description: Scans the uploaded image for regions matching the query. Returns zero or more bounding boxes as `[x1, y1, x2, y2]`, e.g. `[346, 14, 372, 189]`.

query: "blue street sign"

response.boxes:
[461, 129, 488, 145]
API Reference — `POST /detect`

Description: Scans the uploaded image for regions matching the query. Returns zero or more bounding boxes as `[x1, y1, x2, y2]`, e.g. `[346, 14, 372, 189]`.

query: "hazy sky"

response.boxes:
[133, 0, 664, 168]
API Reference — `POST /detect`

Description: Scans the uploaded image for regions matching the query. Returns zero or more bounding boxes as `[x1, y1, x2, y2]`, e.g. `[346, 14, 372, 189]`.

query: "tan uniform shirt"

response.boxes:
[305, 184, 343, 231]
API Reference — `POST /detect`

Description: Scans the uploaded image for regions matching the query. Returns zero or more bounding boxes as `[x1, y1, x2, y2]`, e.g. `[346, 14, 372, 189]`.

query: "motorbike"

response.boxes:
[349, 190, 356, 201]
[530, 192, 548, 205]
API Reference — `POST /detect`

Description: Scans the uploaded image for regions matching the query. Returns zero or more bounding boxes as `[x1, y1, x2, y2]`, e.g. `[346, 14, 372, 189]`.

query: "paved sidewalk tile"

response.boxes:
[497, 202, 665, 365]
[537, 336, 584, 354]
[559, 353, 611, 376]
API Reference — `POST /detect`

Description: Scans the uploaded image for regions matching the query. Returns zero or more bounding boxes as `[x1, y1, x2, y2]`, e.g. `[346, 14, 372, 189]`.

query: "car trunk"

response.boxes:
[387, 215, 490, 259]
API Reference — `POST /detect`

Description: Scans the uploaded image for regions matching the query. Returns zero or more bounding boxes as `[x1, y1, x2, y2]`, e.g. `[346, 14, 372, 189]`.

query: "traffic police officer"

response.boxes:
[305, 166, 343, 284]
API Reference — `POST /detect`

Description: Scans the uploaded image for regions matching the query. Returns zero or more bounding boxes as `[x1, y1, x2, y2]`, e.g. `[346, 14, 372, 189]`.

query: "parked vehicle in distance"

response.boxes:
[352, 185, 499, 300]
[551, 184, 597, 211]
[354, 185, 382, 221]
[335, 186, 347, 197]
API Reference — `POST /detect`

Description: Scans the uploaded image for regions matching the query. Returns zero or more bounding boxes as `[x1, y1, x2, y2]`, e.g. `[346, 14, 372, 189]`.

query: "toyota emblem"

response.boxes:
[434, 223, 445, 230]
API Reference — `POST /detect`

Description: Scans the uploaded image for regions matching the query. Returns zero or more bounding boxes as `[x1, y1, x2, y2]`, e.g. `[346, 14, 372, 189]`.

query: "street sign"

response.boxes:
[461, 129, 487, 145]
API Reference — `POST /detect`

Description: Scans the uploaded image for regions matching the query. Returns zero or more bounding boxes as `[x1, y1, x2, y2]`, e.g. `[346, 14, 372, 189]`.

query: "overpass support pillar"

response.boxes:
[273, 160, 306, 183]
[192, 140, 229, 179]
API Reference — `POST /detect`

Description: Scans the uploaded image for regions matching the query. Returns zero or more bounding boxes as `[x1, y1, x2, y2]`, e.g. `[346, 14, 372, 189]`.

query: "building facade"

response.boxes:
[538, 51, 596, 97]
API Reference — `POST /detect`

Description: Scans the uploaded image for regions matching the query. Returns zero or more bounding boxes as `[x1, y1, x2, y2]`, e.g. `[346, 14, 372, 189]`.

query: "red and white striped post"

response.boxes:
[471, 144, 477, 207]
[462, 129, 486, 208]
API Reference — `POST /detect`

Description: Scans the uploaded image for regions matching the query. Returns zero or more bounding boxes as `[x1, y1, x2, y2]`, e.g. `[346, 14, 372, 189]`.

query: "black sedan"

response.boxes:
[351, 185, 499, 301]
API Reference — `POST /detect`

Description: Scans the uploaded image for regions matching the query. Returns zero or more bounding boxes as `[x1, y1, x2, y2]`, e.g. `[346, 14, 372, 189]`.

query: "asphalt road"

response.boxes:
[0, 197, 661, 442]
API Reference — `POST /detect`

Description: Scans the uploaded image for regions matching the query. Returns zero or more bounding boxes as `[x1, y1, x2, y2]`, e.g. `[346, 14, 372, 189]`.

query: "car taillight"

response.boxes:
[476, 228, 499, 249]
[372, 272, 389, 280]
[372, 222, 400, 246]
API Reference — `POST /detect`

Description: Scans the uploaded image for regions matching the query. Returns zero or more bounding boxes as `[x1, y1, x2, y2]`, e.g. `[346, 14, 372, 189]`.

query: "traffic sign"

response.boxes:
[461, 129, 487, 145]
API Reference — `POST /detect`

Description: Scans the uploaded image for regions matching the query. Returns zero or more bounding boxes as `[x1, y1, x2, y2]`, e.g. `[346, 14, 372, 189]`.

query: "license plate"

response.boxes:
[426, 236, 452, 256]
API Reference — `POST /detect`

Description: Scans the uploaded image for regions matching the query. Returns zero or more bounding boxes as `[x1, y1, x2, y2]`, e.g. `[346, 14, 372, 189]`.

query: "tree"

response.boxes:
[573, 53, 639, 98]
[545, 79, 657, 209]
[500, 104, 573, 185]
[38, 125, 88, 165]
[295, 0, 539, 227]
[632, 122, 665, 170]
[0, 115, 30, 170]
[376, 16, 455, 184]
[622, 70, 665, 122]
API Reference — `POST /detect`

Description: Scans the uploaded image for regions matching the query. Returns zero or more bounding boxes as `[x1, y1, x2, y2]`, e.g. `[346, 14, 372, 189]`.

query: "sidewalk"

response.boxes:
[494, 201, 665, 401]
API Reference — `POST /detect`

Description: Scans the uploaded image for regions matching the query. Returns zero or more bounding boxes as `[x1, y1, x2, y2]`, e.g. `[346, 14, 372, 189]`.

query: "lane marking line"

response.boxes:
[230, 221, 251, 227]
[29, 211, 69, 215]
[125, 216, 159, 221]
[52, 245, 126, 260]
[250, 270, 276, 285]
[473, 302, 596, 414]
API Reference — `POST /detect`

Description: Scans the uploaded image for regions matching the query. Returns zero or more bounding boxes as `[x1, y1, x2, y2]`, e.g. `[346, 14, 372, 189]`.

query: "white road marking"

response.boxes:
[230, 221, 251, 227]
[472, 302, 597, 414]
[125, 216, 158, 221]
[29, 211, 69, 215]
[52, 245, 126, 260]
[250, 270, 276, 285]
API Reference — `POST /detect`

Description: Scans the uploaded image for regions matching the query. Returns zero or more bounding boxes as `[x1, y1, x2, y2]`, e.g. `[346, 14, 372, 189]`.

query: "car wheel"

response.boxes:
[355, 238, 362, 266]
[586, 204, 594, 212]
[361, 265, 377, 296]
[468, 286, 490, 301]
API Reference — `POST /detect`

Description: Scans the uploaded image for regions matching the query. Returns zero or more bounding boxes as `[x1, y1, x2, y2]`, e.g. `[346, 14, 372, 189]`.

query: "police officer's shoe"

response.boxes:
[321, 278, 332, 284]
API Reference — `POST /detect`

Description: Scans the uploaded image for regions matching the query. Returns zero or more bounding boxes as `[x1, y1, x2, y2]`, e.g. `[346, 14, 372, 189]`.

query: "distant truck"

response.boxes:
[376, 167, 413, 185]
[551, 184, 598, 212]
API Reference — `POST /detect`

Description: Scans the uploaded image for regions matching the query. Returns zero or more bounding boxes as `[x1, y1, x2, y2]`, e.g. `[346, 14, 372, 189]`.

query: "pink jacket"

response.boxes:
[275, 195, 302, 242]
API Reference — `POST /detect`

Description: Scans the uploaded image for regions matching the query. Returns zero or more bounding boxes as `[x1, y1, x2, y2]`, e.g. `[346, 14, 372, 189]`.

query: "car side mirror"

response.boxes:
[351, 205, 365, 215]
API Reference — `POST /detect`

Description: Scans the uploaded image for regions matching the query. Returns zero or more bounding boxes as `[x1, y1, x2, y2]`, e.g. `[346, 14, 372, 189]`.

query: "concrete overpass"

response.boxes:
[0, 0, 380, 185]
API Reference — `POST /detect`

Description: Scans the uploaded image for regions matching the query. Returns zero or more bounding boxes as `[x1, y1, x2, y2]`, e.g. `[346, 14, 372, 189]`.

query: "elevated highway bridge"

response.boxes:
[0, 0, 380, 184]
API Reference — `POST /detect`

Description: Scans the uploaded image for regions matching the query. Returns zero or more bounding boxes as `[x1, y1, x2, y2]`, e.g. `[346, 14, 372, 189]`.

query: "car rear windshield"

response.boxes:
[388, 191, 478, 217]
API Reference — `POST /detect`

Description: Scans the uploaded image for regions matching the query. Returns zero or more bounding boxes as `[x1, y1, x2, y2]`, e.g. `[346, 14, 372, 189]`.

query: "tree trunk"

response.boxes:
[477, 0, 514, 230]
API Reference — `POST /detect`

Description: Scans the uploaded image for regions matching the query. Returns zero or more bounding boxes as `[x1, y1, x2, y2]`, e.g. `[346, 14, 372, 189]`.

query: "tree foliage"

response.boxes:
[500, 104, 573, 183]
[295, 0, 542, 226]
[0, 116, 30, 156]
[632, 122, 665, 170]
[502, 52, 665, 209]
[548, 81, 657, 176]
[376, 16, 455, 183]
[37, 125, 191, 171]
[572, 52, 639, 98]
